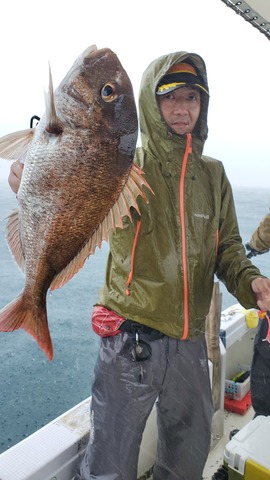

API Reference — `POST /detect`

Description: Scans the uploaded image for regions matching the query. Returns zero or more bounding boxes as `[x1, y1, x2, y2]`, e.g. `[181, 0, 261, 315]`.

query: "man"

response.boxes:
[246, 214, 270, 417]
[9, 51, 270, 480]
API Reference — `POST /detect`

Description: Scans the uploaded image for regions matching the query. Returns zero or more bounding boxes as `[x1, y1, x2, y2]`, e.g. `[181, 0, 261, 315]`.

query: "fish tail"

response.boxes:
[0, 294, 53, 361]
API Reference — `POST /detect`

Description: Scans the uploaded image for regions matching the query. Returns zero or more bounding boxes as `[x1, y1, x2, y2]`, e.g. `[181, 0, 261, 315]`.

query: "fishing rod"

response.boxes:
[245, 242, 269, 259]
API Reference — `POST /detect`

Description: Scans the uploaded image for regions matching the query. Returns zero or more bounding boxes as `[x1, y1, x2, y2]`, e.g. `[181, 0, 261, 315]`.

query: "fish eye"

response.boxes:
[101, 83, 117, 102]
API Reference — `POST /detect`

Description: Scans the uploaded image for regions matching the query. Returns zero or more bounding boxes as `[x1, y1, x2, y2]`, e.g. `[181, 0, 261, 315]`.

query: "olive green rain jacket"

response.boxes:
[98, 51, 263, 339]
[250, 213, 270, 252]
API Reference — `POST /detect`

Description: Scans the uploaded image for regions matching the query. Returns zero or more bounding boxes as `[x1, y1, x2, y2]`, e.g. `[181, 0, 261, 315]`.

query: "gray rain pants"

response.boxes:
[75, 332, 213, 480]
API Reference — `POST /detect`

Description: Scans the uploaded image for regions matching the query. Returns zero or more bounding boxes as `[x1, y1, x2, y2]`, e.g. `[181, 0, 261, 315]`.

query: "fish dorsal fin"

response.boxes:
[50, 163, 154, 290]
[44, 63, 63, 135]
[6, 209, 26, 272]
[0, 129, 34, 160]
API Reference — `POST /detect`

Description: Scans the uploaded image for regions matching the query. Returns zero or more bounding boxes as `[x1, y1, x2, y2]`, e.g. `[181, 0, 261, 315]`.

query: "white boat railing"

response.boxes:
[0, 396, 158, 480]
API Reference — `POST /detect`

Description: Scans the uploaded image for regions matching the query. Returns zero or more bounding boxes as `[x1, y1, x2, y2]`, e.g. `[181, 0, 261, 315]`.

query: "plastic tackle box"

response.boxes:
[224, 415, 270, 479]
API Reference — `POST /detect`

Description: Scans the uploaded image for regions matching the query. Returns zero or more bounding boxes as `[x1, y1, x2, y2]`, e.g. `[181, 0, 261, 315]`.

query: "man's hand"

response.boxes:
[8, 159, 24, 194]
[251, 277, 270, 311]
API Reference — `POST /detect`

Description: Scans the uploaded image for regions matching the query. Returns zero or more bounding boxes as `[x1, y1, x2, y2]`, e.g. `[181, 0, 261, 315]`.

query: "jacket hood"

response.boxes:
[138, 51, 209, 157]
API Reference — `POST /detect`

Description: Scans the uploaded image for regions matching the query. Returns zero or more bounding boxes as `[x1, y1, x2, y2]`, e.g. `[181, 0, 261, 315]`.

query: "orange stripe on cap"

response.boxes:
[167, 62, 198, 76]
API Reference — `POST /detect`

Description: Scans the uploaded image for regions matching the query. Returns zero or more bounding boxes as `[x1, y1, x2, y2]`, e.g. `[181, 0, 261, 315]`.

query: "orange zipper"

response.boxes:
[125, 220, 142, 296]
[180, 133, 192, 340]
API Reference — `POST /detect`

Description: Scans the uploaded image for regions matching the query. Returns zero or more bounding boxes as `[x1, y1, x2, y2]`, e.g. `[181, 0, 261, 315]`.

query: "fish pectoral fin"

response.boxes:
[49, 163, 154, 292]
[97, 163, 154, 234]
[0, 293, 54, 361]
[118, 162, 154, 215]
[0, 128, 34, 160]
[6, 209, 26, 272]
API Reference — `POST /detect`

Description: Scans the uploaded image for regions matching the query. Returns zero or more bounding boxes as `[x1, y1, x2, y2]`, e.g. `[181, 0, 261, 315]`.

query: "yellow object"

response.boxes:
[231, 371, 247, 382]
[245, 310, 259, 329]
[225, 416, 270, 480]
[245, 458, 270, 480]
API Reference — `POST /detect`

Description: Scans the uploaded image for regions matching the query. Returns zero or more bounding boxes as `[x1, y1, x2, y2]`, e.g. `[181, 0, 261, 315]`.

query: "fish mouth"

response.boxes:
[82, 46, 114, 68]
[77, 44, 98, 65]
[82, 44, 98, 57]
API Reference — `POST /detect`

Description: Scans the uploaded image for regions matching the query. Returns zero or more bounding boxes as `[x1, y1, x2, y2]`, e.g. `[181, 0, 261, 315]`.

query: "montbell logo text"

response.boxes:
[194, 213, 209, 219]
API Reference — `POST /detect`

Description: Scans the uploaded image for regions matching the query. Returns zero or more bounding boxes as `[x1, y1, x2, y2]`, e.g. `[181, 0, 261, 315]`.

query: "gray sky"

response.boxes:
[0, 0, 269, 188]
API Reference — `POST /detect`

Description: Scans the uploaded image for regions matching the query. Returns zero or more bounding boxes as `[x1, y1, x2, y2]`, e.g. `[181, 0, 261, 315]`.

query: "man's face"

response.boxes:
[158, 87, 201, 135]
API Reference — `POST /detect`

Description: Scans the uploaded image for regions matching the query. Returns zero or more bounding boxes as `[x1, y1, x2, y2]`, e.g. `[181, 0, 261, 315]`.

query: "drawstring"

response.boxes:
[165, 336, 170, 364]
[125, 220, 141, 296]
[180, 133, 192, 340]
[215, 229, 219, 258]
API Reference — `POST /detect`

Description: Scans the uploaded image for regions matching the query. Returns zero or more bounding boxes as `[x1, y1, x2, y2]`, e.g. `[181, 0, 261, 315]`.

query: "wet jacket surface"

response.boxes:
[250, 213, 270, 252]
[97, 51, 263, 339]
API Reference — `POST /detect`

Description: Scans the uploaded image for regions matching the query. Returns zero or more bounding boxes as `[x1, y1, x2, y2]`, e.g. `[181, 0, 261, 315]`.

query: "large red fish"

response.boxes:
[0, 45, 152, 360]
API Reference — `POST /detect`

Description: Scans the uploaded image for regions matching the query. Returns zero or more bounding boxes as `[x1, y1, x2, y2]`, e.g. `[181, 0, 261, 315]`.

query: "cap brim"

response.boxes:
[156, 82, 209, 95]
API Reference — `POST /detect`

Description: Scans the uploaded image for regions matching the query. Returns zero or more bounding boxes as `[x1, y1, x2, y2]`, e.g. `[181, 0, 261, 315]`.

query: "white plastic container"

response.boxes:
[220, 305, 258, 349]
[224, 415, 270, 479]
[225, 369, 250, 401]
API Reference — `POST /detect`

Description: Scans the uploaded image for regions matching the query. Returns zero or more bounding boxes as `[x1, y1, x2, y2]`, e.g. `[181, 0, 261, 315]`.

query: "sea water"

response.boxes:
[0, 180, 269, 453]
